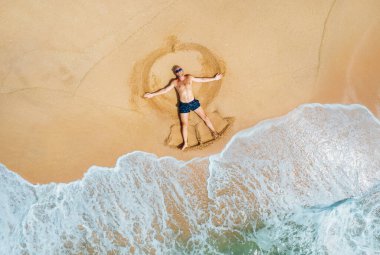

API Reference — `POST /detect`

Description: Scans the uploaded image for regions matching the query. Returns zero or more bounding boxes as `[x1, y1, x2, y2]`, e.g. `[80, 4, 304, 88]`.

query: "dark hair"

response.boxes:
[172, 65, 181, 73]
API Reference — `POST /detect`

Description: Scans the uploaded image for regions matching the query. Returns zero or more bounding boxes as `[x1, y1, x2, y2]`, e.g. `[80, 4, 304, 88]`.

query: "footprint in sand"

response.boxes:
[130, 36, 234, 149]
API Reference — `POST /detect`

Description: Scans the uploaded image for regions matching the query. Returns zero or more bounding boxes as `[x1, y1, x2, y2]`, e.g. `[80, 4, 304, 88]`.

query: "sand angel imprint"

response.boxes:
[132, 37, 233, 150]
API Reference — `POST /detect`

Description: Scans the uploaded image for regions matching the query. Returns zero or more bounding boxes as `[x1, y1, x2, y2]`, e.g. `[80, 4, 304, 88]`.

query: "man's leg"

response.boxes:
[193, 106, 219, 137]
[180, 113, 189, 150]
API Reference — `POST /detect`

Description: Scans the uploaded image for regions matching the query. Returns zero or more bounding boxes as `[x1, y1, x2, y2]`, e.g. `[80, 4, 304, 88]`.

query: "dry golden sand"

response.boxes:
[0, 0, 379, 184]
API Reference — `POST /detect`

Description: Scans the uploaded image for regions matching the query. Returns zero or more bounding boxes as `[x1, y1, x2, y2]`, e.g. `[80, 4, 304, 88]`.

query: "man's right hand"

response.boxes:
[144, 93, 154, 98]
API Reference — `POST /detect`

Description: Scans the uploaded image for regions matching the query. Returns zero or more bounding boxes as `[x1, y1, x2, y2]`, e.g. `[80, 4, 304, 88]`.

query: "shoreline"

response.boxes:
[1, 103, 378, 185]
[2, 101, 380, 254]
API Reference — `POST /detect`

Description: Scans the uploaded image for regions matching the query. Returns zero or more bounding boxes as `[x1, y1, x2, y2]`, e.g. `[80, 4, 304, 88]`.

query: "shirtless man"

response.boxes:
[144, 65, 223, 150]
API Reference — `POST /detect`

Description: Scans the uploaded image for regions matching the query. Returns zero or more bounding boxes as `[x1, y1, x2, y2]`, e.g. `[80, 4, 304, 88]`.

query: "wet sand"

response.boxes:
[0, 0, 379, 183]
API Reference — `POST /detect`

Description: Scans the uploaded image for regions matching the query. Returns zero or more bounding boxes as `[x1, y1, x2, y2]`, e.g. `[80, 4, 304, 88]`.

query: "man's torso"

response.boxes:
[174, 75, 195, 103]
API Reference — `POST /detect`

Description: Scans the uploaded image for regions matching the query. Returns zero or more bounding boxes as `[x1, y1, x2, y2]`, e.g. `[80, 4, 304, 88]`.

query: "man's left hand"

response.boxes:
[214, 73, 223, 80]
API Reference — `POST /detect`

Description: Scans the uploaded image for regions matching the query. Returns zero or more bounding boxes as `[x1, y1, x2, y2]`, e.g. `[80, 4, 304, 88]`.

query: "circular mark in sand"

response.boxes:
[130, 36, 225, 117]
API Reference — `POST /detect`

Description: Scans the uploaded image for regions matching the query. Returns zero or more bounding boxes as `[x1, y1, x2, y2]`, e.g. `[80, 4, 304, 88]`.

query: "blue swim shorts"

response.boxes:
[178, 99, 200, 113]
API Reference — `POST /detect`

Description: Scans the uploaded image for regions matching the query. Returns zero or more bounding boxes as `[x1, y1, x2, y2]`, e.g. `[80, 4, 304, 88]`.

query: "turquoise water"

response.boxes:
[0, 104, 379, 254]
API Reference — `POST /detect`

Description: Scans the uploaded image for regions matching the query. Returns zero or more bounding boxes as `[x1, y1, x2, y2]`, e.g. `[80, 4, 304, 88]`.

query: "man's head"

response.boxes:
[172, 65, 184, 77]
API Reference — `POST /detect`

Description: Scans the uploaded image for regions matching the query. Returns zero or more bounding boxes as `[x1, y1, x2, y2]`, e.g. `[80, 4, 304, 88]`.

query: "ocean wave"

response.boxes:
[0, 104, 379, 254]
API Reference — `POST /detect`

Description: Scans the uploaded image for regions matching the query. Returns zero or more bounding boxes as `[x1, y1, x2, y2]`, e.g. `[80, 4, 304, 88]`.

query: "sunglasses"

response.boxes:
[175, 68, 183, 73]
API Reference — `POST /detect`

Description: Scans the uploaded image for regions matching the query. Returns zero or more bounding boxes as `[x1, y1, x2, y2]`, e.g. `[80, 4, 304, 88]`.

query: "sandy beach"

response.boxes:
[1, 0, 379, 184]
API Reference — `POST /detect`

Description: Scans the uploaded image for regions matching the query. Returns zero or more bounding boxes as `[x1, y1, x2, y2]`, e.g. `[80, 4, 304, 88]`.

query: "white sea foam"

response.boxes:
[255, 184, 380, 254]
[0, 104, 379, 254]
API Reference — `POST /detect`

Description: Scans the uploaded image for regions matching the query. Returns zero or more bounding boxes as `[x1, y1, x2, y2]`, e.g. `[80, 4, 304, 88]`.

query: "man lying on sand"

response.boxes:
[144, 65, 223, 150]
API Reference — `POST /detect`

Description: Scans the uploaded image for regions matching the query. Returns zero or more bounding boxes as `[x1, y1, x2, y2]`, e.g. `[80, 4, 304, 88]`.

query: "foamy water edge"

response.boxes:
[1, 103, 380, 254]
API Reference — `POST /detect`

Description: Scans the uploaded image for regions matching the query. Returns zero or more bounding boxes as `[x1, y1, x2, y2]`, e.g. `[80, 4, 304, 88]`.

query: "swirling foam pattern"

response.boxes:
[1, 104, 379, 254]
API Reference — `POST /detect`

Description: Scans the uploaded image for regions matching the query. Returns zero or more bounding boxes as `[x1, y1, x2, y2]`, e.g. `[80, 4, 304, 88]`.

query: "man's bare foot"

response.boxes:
[212, 131, 220, 139]
[181, 143, 188, 151]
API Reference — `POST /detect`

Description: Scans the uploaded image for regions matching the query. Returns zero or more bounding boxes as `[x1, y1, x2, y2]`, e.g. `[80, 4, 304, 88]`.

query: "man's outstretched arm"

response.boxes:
[191, 73, 223, 83]
[143, 81, 175, 98]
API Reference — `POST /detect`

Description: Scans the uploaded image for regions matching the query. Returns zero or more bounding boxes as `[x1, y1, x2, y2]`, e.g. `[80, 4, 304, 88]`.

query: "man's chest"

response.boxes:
[176, 80, 192, 90]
